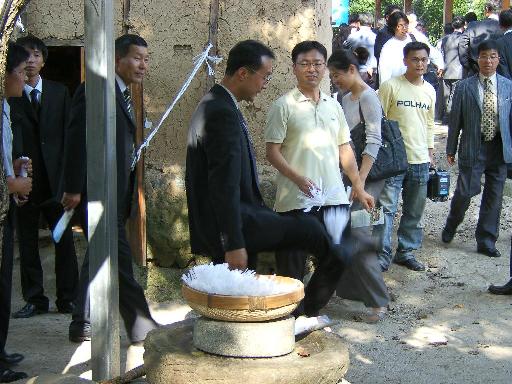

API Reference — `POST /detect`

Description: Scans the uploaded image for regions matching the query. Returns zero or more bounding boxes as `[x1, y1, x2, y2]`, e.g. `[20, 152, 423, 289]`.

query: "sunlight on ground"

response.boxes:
[59, 301, 193, 377]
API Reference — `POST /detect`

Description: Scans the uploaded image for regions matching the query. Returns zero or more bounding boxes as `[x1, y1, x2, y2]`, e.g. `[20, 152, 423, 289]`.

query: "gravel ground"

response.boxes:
[5, 124, 512, 383]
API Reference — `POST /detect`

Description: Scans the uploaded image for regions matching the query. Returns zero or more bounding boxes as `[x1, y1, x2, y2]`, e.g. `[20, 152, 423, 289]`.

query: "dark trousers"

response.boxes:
[0, 200, 16, 354]
[73, 204, 157, 343]
[213, 207, 348, 317]
[445, 136, 507, 250]
[442, 79, 459, 124]
[17, 200, 78, 309]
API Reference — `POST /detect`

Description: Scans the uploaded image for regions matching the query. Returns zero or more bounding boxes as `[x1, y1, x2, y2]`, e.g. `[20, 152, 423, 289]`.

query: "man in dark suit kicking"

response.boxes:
[458, 1, 502, 78]
[61, 34, 158, 343]
[442, 40, 512, 259]
[9, 35, 78, 318]
[186, 40, 353, 318]
[496, 9, 512, 79]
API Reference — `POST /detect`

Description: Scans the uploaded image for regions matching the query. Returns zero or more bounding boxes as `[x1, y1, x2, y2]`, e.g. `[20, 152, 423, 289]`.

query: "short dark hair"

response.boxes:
[452, 16, 465, 30]
[327, 49, 362, 71]
[384, 4, 402, 18]
[499, 9, 512, 29]
[387, 11, 408, 34]
[225, 40, 275, 76]
[16, 35, 48, 62]
[465, 12, 478, 23]
[359, 13, 374, 27]
[444, 22, 455, 35]
[478, 39, 498, 54]
[348, 13, 360, 25]
[6, 43, 29, 74]
[115, 34, 148, 58]
[485, 1, 500, 14]
[291, 41, 327, 63]
[403, 41, 430, 57]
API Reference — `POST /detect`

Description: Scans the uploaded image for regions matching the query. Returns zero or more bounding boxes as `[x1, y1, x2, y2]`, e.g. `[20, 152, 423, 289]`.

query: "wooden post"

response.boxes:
[503, 0, 511, 10]
[128, 82, 147, 266]
[404, 0, 413, 14]
[206, 0, 220, 91]
[444, 0, 453, 24]
[375, 0, 382, 22]
[84, 0, 120, 380]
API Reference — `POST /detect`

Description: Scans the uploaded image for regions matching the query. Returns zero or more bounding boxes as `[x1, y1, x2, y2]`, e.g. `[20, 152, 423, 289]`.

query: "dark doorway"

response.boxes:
[40, 46, 83, 96]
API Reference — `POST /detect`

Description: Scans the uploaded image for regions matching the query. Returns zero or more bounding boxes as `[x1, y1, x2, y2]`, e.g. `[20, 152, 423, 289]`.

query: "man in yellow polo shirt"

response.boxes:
[375, 41, 436, 272]
[265, 40, 373, 283]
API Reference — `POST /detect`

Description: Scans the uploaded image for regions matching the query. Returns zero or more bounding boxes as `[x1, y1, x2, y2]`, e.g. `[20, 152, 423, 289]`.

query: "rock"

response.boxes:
[144, 319, 349, 384]
[193, 316, 295, 357]
[18, 374, 95, 383]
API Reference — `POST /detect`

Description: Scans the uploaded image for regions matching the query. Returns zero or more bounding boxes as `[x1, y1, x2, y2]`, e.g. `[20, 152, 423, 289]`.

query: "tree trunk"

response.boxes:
[0, 0, 31, 254]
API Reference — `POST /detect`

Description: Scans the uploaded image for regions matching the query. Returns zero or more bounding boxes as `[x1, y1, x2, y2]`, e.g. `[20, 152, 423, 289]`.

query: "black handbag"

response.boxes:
[349, 103, 408, 181]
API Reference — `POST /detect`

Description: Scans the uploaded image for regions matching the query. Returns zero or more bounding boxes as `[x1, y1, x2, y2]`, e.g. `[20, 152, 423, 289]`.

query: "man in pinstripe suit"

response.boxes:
[442, 40, 512, 258]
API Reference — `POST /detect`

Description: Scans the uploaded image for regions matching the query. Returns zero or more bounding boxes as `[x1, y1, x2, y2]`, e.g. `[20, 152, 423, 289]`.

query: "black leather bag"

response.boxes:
[350, 103, 408, 181]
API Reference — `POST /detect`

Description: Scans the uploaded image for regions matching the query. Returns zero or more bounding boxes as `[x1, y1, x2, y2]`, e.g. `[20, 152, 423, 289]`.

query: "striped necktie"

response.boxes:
[123, 88, 135, 121]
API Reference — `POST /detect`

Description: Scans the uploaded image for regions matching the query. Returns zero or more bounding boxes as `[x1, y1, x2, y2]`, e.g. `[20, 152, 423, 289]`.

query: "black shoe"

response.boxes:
[57, 302, 75, 314]
[488, 279, 512, 295]
[0, 350, 23, 365]
[12, 303, 48, 319]
[0, 368, 28, 383]
[394, 258, 426, 271]
[477, 247, 501, 258]
[69, 321, 91, 343]
[441, 226, 455, 243]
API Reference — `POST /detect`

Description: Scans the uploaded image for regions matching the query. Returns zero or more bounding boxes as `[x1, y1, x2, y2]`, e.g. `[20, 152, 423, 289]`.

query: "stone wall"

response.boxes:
[20, 0, 332, 267]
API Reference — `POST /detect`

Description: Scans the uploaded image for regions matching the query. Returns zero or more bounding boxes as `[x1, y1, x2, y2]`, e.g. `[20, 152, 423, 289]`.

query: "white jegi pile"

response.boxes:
[182, 263, 297, 296]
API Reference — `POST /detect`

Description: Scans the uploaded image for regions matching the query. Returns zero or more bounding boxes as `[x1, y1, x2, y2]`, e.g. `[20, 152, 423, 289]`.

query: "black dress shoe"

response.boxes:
[488, 279, 512, 295]
[0, 350, 23, 365]
[0, 368, 28, 383]
[12, 303, 48, 319]
[477, 247, 501, 258]
[69, 321, 91, 343]
[441, 226, 455, 243]
[394, 258, 426, 271]
[57, 302, 75, 314]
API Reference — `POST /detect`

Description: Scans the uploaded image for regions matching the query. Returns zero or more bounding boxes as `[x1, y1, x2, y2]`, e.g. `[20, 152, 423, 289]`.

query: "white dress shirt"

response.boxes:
[2, 99, 14, 178]
[24, 75, 43, 102]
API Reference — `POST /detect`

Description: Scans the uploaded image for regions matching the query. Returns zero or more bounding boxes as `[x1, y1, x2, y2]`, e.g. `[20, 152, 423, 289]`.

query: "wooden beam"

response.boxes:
[206, 0, 220, 91]
[375, 0, 382, 22]
[444, 0, 453, 24]
[128, 82, 147, 266]
[503, 0, 510, 10]
[84, 0, 120, 380]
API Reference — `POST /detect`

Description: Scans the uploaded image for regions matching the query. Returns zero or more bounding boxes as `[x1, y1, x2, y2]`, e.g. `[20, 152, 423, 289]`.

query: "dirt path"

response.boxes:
[6, 125, 512, 383]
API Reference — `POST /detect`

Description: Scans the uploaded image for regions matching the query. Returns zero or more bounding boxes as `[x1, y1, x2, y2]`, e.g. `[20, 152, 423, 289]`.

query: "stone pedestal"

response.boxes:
[144, 319, 349, 384]
[193, 316, 295, 358]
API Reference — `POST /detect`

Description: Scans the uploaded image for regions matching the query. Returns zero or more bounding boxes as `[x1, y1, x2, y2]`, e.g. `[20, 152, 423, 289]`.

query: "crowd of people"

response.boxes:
[2, 1, 512, 382]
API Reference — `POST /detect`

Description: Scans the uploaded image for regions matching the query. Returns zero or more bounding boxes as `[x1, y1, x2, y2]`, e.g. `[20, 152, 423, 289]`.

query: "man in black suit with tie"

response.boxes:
[186, 40, 350, 318]
[9, 35, 78, 318]
[496, 9, 512, 79]
[458, 1, 502, 78]
[61, 34, 158, 343]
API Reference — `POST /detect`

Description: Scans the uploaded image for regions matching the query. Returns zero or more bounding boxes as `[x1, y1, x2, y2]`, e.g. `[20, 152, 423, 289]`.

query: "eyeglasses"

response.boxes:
[296, 62, 326, 70]
[409, 57, 429, 64]
[246, 67, 272, 83]
[478, 55, 499, 62]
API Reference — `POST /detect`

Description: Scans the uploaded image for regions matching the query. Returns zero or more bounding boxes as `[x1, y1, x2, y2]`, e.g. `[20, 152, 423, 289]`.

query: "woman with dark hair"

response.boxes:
[378, 11, 414, 85]
[328, 49, 389, 322]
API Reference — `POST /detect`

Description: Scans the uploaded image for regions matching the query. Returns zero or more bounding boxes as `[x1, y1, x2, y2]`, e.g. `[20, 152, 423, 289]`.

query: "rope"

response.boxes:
[131, 42, 222, 170]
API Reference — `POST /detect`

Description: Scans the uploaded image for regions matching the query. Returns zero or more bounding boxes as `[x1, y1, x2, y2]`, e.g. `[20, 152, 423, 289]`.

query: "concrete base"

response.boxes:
[193, 316, 295, 358]
[144, 319, 349, 384]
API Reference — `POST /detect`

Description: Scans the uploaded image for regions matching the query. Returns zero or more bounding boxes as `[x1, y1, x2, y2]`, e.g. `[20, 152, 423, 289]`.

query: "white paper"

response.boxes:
[52, 209, 74, 243]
